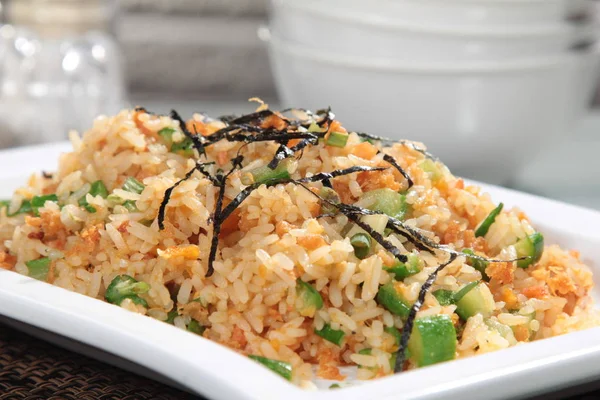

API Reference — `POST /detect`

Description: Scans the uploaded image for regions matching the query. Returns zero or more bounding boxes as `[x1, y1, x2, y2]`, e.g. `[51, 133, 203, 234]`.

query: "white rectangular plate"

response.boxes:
[0, 142, 599, 400]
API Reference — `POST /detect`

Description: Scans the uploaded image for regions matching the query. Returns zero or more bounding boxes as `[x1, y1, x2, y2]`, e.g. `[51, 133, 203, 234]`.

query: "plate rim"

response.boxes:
[0, 142, 599, 400]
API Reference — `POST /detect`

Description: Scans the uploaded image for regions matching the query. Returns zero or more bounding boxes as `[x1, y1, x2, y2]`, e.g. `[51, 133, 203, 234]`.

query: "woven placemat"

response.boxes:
[0, 322, 200, 400]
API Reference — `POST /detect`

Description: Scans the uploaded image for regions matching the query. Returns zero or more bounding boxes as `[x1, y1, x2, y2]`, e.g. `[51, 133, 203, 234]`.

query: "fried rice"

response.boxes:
[0, 103, 597, 386]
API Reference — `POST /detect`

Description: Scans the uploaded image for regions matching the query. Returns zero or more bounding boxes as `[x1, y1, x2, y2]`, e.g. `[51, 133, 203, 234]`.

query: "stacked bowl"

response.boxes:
[265, 0, 600, 183]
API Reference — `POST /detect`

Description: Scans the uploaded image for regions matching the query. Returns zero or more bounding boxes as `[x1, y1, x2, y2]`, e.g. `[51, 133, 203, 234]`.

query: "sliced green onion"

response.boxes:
[325, 131, 349, 148]
[453, 281, 480, 303]
[296, 279, 324, 317]
[31, 194, 58, 216]
[90, 180, 109, 198]
[171, 137, 194, 157]
[0, 200, 10, 210]
[308, 122, 325, 133]
[25, 257, 51, 281]
[384, 254, 421, 281]
[187, 319, 205, 335]
[433, 289, 455, 306]
[315, 323, 345, 346]
[462, 249, 489, 281]
[165, 308, 178, 324]
[329, 384, 341, 389]
[376, 282, 411, 319]
[350, 233, 371, 259]
[122, 200, 138, 212]
[122, 177, 145, 194]
[248, 355, 293, 381]
[158, 127, 177, 146]
[475, 203, 503, 238]
[105, 275, 150, 307]
[106, 194, 124, 205]
[241, 159, 295, 186]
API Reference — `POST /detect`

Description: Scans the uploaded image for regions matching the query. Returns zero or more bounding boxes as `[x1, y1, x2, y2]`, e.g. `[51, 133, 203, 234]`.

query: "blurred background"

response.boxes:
[0, 0, 599, 209]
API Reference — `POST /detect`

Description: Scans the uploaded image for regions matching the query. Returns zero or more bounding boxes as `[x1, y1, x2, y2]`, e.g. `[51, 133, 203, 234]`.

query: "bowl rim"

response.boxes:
[273, 0, 577, 38]
[267, 33, 596, 74]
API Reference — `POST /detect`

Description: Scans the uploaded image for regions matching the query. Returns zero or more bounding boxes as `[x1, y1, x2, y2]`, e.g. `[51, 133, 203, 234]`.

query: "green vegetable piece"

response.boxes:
[295, 279, 323, 317]
[307, 122, 325, 133]
[433, 289, 455, 306]
[248, 355, 293, 381]
[360, 188, 408, 220]
[319, 186, 340, 214]
[462, 249, 489, 281]
[419, 159, 443, 181]
[241, 159, 293, 186]
[187, 319, 205, 335]
[351, 233, 371, 259]
[515, 233, 544, 269]
[510, 310, 537, 341]
[485, 319, 517, 345]
[452, 281, 480, 303]
[25, 257, 51, 281]
[122, 177, 145, 194]
[475, 203, 504, 238]
[90, 180, 109, 198]
[408, 315, 457, 367]
[455, 282, 495, 320]
[376, 282, 411, 319]
[325, 131, 349, 148]
[165, 309, 178, 324]
[31, 194, 58, 216]
[329, 384, 341, 389]
[3, 199, 32, 216]
[122, 200, 138, 212]
[384, 326, 402, 348]
[158, 127, 177, 146]
[315, 323, 345, 346]
[0, 200, 10, 210]
[384, 254, 421, 281]
[105, 275, 150, 307]
[171, 137, 194, 156]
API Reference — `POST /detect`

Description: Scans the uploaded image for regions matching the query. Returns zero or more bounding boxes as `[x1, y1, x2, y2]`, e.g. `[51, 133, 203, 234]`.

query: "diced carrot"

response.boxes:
[351, 142, 378, 160]
[522, 285, 547, 299]
[328, 120, 347, 134]
[357, 169, 401, 192]
[186, 119, 209, 136]
[219, 208, 241, 238]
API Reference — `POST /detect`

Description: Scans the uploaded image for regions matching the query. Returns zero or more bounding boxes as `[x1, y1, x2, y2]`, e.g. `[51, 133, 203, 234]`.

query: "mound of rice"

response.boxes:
[0, 105, 597, 386]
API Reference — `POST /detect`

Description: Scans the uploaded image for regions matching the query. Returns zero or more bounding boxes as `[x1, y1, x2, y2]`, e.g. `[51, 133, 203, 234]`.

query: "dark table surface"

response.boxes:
[1, 320, 599, 400]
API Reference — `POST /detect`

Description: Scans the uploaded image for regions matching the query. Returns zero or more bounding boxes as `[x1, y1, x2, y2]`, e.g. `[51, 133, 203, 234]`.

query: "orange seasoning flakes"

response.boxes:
[275, 221, 293, 236]
[0, 252, 16, 270]
[230, 325, 248, 350]
[316, 347, 346, 381]
[297, 234, 327, 250]
[357, 169, 402, 192]
[158, 245, 200, 260]
[486, 262, 515, 285]
[261, 114, 288, 131]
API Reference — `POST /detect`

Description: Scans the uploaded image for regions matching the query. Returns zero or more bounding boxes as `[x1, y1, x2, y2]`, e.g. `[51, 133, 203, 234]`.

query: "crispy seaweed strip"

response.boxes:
[157, 165, 202, 230]
[382, 153, 413, 189]
[394, 253, 458, 372]
[226, 110, 274, 125]
[169, 110, 206, 156]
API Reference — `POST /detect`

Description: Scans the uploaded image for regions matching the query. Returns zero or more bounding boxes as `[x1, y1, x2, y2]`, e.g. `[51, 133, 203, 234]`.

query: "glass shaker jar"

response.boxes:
[0, 0, 125, 148]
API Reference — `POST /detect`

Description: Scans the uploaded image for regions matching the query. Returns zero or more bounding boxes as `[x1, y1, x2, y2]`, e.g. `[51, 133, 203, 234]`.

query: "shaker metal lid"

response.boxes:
[5, 0, 117, 36]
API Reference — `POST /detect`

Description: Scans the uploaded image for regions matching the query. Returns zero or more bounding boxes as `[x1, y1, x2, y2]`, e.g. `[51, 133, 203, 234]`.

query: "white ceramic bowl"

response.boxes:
[271, 0, 572, 27]
[270, 0, 579, 62]
[267, 35, 600, 184]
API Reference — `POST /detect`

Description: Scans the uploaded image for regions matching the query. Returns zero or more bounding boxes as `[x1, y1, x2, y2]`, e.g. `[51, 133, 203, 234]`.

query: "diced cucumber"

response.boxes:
[514, 233, 544, 269]
[359, 188, 408, 220]
[408, 315, 456, 367]
[419, 159, 443, 181]
[455, 282, 495, 320]
[384, 254, 421, 281]
[485, 319, 517, 346]
[325, 131, 349, 148]
[475, 203, 503, 238]
[295, 279, 323, 317]
[376, 282, 411, 319]
[453, 281, 480, 303]
[510, 311, 536, 341]
[25, 257, 51, 281]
